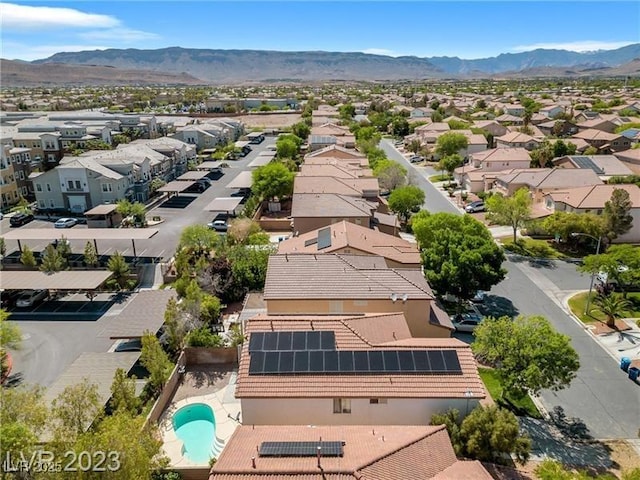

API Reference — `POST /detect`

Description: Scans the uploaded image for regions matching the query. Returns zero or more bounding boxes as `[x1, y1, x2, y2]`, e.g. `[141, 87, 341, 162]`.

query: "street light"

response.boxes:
[570, 232, 602, 315]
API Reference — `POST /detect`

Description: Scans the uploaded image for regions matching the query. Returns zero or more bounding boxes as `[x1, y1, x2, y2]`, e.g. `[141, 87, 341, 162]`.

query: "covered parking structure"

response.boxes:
[248, 154, 275, 168]
[0, 228, 158, 258]
[226, 170, 253, 190]
[157, 180, 197, 196]
[194, 161, 223, 173]
[176, 170, 210, 182]
[0, 270, 113, 291]
[204, 197, 243, 215]
[43, 352, 141, 430]
[100, 290, 176, 339]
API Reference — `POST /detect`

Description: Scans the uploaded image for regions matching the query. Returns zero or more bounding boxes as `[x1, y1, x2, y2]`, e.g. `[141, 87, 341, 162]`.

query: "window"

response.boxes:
[36, 184, 42, 192]
[369, 398, 387, 404]
[75, 180, 81, 190]
[67, 180, 74, 189]
[49, 199, 55, 208]
[101, 184, 112, 192]
[39, 200, 45, 208]
[18, 171, 24, 180]
[333, 398, 351, 414]
[46, 183, 51, 192]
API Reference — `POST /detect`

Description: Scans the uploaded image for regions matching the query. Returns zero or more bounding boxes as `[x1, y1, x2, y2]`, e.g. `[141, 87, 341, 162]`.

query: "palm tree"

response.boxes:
[592, 294, 632, 328]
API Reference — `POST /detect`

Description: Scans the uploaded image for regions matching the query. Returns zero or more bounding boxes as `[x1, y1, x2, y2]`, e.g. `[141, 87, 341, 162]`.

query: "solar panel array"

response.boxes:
[572, 156, 604, 174]
[259, 441, 344, 457]
[248, 348, 462, 375]
[249, 331, 336, 353]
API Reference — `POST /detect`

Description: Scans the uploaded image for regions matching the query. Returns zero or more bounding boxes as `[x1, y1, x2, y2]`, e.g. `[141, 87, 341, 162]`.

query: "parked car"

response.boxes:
[114, 338, 142, 352]
[9, 212, 34, 227]
[450, 312, 484, 333]
[16, 289, 48, 308]
[465, 201, 485, 213]
[471, 290, 486, 303]
[1, 290, 22, 309]
[54, 217, 78, 228]
[409, 155, 424, 163]
[208, 219, 228, 232]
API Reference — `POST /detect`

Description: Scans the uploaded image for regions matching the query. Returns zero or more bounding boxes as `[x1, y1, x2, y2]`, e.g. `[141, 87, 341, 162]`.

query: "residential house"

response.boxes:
[492, 168, 603, 202]
[537, 119, 579, 137]
[494, 113, 524, 125]
[7, 146, 34, 200]
[572, 129, 631, 153]
[503, 105, 525, 117]
[539, 105, 565, 119]
[210, 425, 492, 479]
[473, 120, 508, 138]
[128, 137, 196, 181]
[453, 148, 532, 193]
[31, 157, 133, 213]
[495, 131, 540, 150]
[614, 149, 640, 175]
[170, 125, 227, 150]
[544, 184, 640, 243]
[305, 145, 367, 162]
[237, 312, 475, 425]
[298, 163, 373, 179]
[263, 254, 453, 338]
[410, 107, 435, 118]
[294, 176, 380, 200]
[577, 118, 618, 134]
[291, 194, 377, 234]
[0, 145, 19, 208]
[277, 221, 421, 268]
[552, 155, 634, 181]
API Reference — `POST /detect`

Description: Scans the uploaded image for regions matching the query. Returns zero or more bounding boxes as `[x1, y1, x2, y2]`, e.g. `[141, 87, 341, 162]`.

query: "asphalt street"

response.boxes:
[381, 138, 640, 439]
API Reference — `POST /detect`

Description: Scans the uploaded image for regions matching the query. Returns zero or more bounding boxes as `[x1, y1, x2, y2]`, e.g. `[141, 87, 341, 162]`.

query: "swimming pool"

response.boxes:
[172, 403, 216, 464]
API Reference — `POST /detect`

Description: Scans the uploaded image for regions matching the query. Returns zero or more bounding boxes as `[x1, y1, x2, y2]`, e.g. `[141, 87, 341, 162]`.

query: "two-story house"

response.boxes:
[495, 131, 540, 150]
[453, 148, 532, 193]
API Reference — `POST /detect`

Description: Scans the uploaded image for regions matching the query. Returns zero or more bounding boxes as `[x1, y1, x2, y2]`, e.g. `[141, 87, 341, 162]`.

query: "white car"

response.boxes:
[16, 289, 48, 308]
[451, 312, 484, 333]
[471, 290, 486, 303]
[54, 217, 77, 228]
[208, 219, 228, 232]
[465, 201, 485, 213]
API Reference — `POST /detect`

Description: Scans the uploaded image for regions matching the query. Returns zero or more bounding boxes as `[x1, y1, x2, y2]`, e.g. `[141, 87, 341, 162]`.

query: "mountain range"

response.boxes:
[2, 44, 639, 85]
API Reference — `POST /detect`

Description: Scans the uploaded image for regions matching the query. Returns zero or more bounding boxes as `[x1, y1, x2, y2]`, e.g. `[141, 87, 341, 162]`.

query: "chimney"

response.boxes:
[251, 457, 256, 469]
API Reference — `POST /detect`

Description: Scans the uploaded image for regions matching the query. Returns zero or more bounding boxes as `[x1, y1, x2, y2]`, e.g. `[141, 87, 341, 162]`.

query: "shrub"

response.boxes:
[187, 327, 225, 348]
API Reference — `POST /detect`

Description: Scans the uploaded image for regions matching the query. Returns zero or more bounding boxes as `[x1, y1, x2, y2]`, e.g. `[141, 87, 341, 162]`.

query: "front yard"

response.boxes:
[478, 367, 541, 419]
[568, 291, 640, 324]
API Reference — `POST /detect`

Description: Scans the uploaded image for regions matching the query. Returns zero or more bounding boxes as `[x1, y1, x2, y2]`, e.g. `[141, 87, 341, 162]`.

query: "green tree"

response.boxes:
[228, 244, 275, 295]
[109, 368, 140, 415]
[0, 385, 48, 457]
[84, 241, 99, 267]
[150, 178, 166, 195]
[584, 146, 599, 155]
[275, 133, 302, 159]
[592, 294, 632, 327]
[163, 297, 188, 355]
[40, 243, 66, 273]
[130, 202, 147, 226]
[542, 211, 605, 244]
[252, 162, 295, 201]
[116, 198, 133, 217]
[187, 326, 224, 347]
[179, 224, 219, 257]
[413, 213, 506, 304]
[51, 381, 102, 439]
[107, 251, 131, 290]
[200, 294, 222, 325]
[391, 117, 410, 137]
[373, 159, 407, 192]
[291, 121, 310, 140]
[603, 188, 634, 242]
[485, 187, 532, 243]
[72, 411, 168, 480]
[435, 132, 468, 158]
[1, 309, 21, 379]
[227, 217, 263, 245]
[429, 409, 463, 455]
[579, 244, 640, 296]
[388, 185, 425, 222]
[437, 154, 463, 179]
[140, 332, 173, 395]
[338, 103, 356, 120]
[473, 315, 580, 399]
[459, 405, 531, 464]
[20, 245, 37, 268]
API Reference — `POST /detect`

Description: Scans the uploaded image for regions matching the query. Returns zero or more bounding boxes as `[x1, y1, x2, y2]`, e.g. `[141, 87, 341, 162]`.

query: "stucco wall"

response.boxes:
[241, 397, 479, 425]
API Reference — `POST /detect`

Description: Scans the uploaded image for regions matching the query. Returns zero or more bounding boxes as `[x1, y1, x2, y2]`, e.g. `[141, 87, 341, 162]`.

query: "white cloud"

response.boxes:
[361, 48, 404, 57]
[1, 3, 120, 30]
[79, 28, 160, 42]
[511, 40, 636, 53]
[1, 42, 110, 61]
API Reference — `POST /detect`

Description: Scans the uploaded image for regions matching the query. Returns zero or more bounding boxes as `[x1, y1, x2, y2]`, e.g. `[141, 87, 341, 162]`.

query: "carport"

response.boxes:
[226, 170, 253, 189]
[204, 197, 243, 215]
[176, 170, 210, 182]
[248, 154, 275, 168]
[0, 228, 158, 258]
[195, 161, 223, 172]
[157, 180, 197, 196]
[43, 352, 141, 429]
[100, 290, 177, 339]
[0, 270, 113, 291]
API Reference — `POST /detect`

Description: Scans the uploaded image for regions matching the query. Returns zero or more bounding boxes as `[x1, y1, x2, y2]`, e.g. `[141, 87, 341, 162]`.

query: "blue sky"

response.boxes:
[2, 1, 639, 61]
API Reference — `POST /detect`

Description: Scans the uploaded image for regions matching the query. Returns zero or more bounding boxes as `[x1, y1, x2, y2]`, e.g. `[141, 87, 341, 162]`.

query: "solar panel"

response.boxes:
[317, 227, 332, 250]
[277, 332, 292, 351]
[571, 156, 604, 174]
[307, 332, 321, 350]
[292, 331, 307, 350]
[249, 331, 336, 351]
[249, 333, 264, 352]
[263, 332, 278, 351]
[320, 331, 336, 350]
[259, 441, 344, 457]
[248, 348, 463, 376]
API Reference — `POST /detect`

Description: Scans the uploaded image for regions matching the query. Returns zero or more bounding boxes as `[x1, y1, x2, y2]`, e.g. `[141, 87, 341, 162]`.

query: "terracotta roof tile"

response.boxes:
[291, 194, 376, 218]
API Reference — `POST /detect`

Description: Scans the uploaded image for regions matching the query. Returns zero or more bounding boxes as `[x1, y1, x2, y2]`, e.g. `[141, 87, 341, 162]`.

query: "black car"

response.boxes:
[1, 290, 21, 309]
[9, 212, 34, 227]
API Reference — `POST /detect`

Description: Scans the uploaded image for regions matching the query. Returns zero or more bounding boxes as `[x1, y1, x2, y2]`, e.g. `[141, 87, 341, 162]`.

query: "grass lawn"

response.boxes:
[501, 237, 567, 259]
[568, 291, 640, 324]
[478, 367, 541, 418]
[428, 173, 453, 183]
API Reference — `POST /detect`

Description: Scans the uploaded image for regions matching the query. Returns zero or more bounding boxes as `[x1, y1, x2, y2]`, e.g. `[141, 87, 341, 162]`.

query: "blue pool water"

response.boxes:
[172, 403, 216, 464]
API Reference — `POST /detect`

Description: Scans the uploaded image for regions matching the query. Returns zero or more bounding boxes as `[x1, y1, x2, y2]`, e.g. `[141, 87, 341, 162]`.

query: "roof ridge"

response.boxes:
[355, 425, 449, 473]
[391, 269, 431, 296]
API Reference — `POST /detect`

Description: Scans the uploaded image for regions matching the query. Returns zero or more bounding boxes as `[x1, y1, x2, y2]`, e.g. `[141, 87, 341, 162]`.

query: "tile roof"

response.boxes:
[548, 184, 639, 209]
[58, 157, 123, 180]
[291, 194, 376, 219]
[298, 164, 370, 179]
[236, 317, 483, 399]
[263, 254, 434, 301]
[495, 168, 602, 189]
[496, 131, 536, 143]
[431, 460, 494, 480]
[293, 176, 379, 197]
[210, 424, 482, 479]
[572, 129, 619, 141]
[470, 147, 531, 163]
[277, 221, 420, 266]
[304, 156, 369, 168]
[554, 155, 633, 176]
